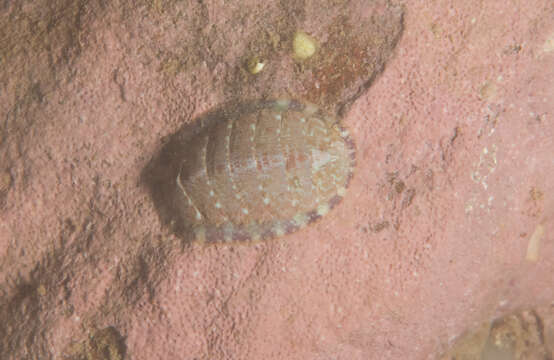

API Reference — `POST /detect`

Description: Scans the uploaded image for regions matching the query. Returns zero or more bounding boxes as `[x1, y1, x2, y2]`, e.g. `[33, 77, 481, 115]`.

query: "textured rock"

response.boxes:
[440, 305, 554, 359]
[0, 0, 553, 359]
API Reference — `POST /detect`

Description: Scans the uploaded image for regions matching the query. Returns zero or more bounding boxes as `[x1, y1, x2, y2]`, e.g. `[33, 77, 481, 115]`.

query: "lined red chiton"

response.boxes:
[176, 99, 355, 244]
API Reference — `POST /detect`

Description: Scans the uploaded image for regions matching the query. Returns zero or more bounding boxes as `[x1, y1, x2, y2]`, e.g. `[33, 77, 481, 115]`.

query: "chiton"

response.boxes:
[176, 99, 355, 244]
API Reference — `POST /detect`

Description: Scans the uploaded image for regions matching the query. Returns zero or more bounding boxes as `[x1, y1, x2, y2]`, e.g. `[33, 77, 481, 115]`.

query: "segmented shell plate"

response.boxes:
[176, 99, 355, 244]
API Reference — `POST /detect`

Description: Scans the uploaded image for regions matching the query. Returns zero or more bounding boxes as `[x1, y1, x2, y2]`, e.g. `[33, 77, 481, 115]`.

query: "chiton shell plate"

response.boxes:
[176, 99, 355, 244]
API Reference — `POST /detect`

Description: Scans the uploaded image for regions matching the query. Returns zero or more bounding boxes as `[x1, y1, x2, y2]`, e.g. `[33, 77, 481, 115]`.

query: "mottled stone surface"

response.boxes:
[440, 305, 553, 359]
[0, 0, 552, 359]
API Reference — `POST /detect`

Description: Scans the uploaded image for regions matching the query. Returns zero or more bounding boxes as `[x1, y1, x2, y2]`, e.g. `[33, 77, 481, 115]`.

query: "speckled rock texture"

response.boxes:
[441, 305, 554, 360]
[0, 0, 553, 359]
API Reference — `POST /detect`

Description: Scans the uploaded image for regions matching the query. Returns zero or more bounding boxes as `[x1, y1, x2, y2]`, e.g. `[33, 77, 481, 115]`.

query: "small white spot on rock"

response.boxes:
[274, 225, 285, 237]
[293, 213, 307, 226]
[275, 99, 290, 109]
[317, 203, 330, 216]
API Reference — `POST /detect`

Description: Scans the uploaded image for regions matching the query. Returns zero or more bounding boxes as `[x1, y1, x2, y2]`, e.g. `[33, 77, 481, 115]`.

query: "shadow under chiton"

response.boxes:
[147, 99, 355, 244]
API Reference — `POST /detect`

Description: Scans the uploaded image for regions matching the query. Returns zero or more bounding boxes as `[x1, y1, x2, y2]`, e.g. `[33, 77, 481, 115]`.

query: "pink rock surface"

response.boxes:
[0, 0, 553, 359]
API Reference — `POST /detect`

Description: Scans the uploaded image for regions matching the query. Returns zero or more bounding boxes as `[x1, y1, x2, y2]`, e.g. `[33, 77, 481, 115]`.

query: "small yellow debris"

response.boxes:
[526, 224, 544, 262]
[293, 31, 317, 60]
[0, 170, 11, 193]
[246, 56, 265, 74]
